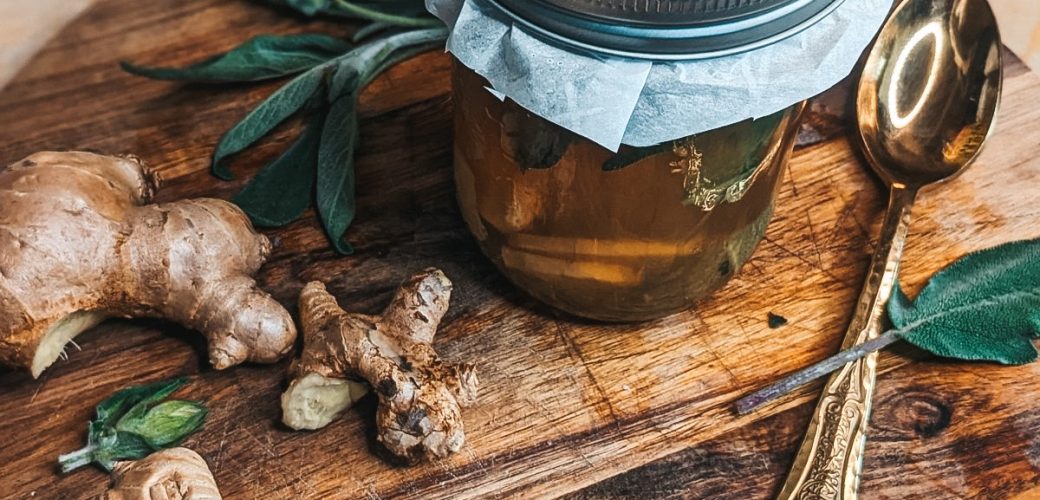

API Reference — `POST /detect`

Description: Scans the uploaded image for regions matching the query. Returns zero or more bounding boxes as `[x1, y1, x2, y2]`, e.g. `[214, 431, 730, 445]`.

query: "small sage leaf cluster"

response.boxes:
[123, 0, 446, 254]
[58, 378, 207, 473]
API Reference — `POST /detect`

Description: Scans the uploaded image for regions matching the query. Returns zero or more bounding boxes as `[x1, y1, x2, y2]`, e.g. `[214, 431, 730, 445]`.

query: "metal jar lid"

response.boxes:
[486, 0, 847, 60]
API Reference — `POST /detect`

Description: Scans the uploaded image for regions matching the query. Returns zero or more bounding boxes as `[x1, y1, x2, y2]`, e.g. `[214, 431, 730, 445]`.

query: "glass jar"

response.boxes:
[453, 63, 806, 321]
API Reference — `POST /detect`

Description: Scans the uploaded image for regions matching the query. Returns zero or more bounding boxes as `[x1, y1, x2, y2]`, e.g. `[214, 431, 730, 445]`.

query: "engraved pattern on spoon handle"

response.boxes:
[778, 185, 918, 500]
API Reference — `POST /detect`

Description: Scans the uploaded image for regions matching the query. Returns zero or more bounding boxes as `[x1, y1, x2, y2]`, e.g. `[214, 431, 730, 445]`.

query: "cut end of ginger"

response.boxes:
[281, 372, 369, 431]
[31, 310, 108, 378]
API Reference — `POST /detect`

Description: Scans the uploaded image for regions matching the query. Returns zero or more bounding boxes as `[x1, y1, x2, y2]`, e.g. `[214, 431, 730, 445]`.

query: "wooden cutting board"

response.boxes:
[2, 1, 1040, 498]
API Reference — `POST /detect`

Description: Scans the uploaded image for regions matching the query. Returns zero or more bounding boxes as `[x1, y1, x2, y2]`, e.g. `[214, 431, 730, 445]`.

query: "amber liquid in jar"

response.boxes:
[453, 62, 804, 321]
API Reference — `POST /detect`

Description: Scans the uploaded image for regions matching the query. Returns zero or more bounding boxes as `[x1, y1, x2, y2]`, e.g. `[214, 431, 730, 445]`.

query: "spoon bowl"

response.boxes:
[856, 0, 1002, 187]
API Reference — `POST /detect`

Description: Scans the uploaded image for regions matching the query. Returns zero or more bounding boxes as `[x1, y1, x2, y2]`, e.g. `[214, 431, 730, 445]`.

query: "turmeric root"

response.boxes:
[281, 269, 478, 462]
[107, 447, 221, 500]
[0, 151, 296, 377]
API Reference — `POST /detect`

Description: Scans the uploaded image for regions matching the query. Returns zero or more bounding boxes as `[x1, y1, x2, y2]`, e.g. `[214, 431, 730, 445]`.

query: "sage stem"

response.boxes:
[734, 330, 902, 415]
[58, 445, 96, 473]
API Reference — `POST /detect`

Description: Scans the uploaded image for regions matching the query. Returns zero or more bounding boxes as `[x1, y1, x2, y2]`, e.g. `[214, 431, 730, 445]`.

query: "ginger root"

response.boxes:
[107, 447, 221, 500]
[0, 151, 296, 377]
[282, 269, 478, 462]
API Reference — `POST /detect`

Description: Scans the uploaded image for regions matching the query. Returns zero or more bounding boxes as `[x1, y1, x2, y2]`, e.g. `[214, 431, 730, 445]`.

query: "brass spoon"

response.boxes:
[778, 0, 1002, 498]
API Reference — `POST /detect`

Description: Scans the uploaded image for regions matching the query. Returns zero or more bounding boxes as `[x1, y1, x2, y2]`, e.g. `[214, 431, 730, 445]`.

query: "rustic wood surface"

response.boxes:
[2, 1, 1040, 498]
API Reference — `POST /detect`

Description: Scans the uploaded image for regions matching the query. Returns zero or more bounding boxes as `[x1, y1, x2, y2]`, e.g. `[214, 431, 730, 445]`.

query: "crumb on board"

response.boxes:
[767, 312, 789, 329]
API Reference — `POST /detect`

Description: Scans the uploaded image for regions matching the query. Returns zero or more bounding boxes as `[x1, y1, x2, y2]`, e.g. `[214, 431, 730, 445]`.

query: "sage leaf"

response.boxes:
[121, 34, 350, 83]
[890, 238, 1040, 364]
[233, 110, 324, 227]
[115, 379, 191, 428]
[94, 377, 186, 428]
[316, 89, 360, 255]
[212, 64, 330, 179]
[117, 401, 208, 448]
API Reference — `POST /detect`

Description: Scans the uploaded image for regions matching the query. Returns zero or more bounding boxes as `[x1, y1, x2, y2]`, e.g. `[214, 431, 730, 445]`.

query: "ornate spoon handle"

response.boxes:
[778, 184, 917, 500]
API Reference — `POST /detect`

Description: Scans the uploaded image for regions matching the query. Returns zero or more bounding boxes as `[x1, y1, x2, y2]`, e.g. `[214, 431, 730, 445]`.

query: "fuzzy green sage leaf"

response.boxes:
[234, 109, 325, 227]
[121, 34, 351, 83]
[58, 377, 207, 473]
[314, 84, 359, 255]
[316, 89, 360, 255]
[117, 400, 207, 448]
[94, 377, 186, 427]
[735, 237, 1040, 415]
[211, 64, 331, 180]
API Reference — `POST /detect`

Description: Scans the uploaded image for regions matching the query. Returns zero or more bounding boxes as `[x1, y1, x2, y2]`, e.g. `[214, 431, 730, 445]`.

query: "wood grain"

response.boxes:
[1, 1, 1040, 498]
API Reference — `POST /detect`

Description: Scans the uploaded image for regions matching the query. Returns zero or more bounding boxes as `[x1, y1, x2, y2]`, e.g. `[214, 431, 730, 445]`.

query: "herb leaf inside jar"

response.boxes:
[501, 108, 575, 170]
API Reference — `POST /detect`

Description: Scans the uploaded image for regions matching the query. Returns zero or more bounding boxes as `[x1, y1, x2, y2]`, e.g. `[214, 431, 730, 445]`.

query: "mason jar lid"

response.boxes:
[487, 0, 847, 60]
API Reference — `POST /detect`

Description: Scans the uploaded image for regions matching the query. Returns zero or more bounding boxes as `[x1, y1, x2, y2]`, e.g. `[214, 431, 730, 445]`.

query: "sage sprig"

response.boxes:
[736, 237, 1040, 414]
[122, 1, 446, 254]
[58, 378, 207, 472]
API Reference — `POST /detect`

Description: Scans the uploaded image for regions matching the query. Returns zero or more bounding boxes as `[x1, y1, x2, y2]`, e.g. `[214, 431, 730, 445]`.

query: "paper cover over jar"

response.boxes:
[427, 0, 889, 150]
